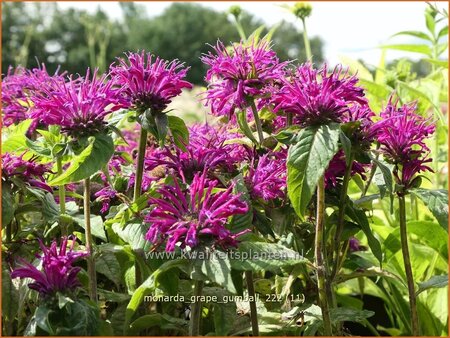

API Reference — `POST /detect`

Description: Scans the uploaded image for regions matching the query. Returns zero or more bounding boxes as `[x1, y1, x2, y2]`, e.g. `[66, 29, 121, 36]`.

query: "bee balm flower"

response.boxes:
[145, 172, 249, 252]
[11, 236, 88, 298]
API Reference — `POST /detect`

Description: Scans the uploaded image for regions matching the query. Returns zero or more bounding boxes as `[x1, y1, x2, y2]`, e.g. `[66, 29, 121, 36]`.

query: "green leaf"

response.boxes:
[391, 30, 432, 41]
[236, 110, 258, 145]
[193, 250, 236, 294]
[411, 189, 448, 230]
[128, 314, 163, 335]
[417, 275, 448, 296]
[228, 175, 253, 234]
[168, 115, 189, 151]
[438, 26, 448, 39]
[425, 11, 436, 36]
[49, 134, 114, 185]
[339, 129, 352, 166]
[112, 222, 151, 251]
[35, 306, 55, 335]
[125, 259, 188, 329]
[2, 267, 19, 328]
[346, 201, 383, 265]
[287, 123, 340, 218]
[1, 119, 32, 154]
[330, 307, 374, 323]
[230, 242, 308, 272]
[424, 58, 449, 68]
[155, 112, 168, 146]
[380, 44, 433, 57]
[371, 156, 393, 200]
[338, 56, 373, 81]
[74, 215, 107, 241]
[2, 182, 14, 225]
[26, 188, 60, 222]
[96, 252, 122, 288]
[359, 79, 392, 100]
[407, 221, 448, 259]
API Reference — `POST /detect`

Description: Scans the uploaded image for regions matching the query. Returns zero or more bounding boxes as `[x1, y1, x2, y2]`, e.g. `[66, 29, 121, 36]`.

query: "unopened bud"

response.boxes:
[292, 2, 312, 20]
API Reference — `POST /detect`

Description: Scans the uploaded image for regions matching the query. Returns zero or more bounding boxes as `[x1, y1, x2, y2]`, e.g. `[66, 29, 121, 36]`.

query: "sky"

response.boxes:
[56, 1, 448, 65]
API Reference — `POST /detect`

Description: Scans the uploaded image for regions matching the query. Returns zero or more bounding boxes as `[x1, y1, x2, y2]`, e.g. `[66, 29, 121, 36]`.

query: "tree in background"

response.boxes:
[2, 2, 324, 84]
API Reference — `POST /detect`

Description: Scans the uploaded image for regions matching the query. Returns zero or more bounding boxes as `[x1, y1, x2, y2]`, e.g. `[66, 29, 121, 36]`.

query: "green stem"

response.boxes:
[189, 280, 204, 336]
[235, 18, 247, 41]
[250, 100, 264, 146]
[331, 155, 354, 281]
[398, 194, 419, 335]
[133, 127, 148, 201]
[286, 112, 293, 127]
[315, 176, 333, 335]
[245, 270, 259, 336]
[84, 178, 97, 303]
[301, 18, 312, 60]
[57, 157, 67, 236]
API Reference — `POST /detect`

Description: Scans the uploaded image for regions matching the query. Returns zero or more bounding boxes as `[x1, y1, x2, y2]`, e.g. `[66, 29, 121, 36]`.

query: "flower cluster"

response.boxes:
[31, 69, 125, 137]
[202, 40, 287, 118]
[11, 236, 88, 298]
[110, 51, 192, 113]
[272, 63, 367, 127]
[145, 123, 247, 182]
[2, 152, 53, 192]
[245, 152, 286, 202]
[2, 65, 66, 128]
[145, 172, 249, 252]
[371, 99, 435, 191]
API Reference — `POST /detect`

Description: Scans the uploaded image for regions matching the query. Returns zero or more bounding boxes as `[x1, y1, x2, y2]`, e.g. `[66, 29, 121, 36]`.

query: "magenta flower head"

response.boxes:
[2, 152, 52, 193]
[30, 69, 125, 137]
[324, 150, 367, 187]
[245, 152, 286, 202]
[371, 99, 435, 191]
[11, 236, 88, 298]
[272, 63, 367, 127]
[201, 40, 287, 118]
[110, 51, 192, 114]
[145, 171, 249, 252]
[145, 123, 246, 182]
[2, 64, 66, 128]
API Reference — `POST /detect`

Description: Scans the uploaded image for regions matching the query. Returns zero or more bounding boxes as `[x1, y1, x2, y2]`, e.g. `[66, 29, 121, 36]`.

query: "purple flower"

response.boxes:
[245, 152, 286, 202]
[145, 171, 249, 252]
[371, 99, 435, 190]
[349, 237, 365, 252]
[145, 123, 247, 182]
[2, 152, 52, 192]
[30, 69, 125, 137]
[94, 186, 117, 213]
[110, 51, 192, 113]
[201, 40, 287, 118]
[11, 236, 88, 298]
[272, 63, 367, 127]
[324, 150, 367, 188]
[2, 65, 66, 128]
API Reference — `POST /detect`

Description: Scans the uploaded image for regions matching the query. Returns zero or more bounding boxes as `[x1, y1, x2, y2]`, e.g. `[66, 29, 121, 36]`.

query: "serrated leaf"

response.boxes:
[411, 189, 448, 230]
[417, 275, 448, 295]
[287, 123, 340, 218]
[96, 252, 122, 288]
[330, 307, 374, 323]
[49, 134, 114, 185]
[2, 182, 14, 225]
[155, 112, 168, 146]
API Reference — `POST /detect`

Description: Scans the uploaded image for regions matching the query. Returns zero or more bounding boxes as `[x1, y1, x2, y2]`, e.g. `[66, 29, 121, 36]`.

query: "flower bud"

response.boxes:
[292, 2, 312, 20]
[229, 5, 242, 20]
